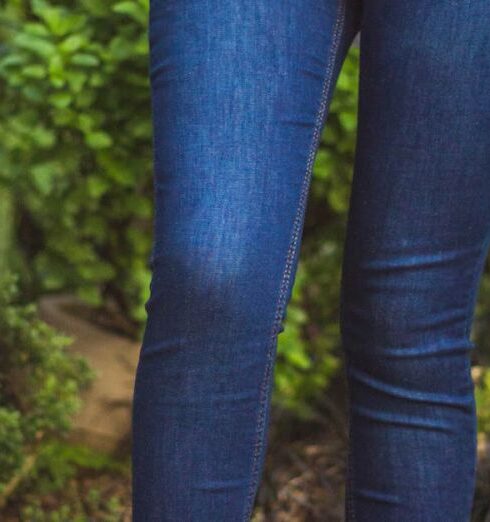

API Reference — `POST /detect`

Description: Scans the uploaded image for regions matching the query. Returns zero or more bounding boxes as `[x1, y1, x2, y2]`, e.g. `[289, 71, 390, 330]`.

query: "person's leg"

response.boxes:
[132, 1, 360, 520]
[341, 2, 490, 521]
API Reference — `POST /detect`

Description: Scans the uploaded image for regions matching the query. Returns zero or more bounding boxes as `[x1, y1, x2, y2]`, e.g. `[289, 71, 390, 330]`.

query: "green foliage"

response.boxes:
[0, 408, 24, 486]
[20, 491, 125, 522]
[476, 368, 490, 435]
[274, 263, 341, 418]
[313, 48, 359, 213]
[0, 0, 152, 326]
[27, 441, 128, 494]
[15, 442, 128, 521]
[0, 273, 94, 493]
[0, 187, 14, 274]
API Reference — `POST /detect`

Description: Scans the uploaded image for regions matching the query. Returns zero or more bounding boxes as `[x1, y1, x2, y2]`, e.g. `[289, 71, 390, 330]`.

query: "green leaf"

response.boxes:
[32, 0, 87, 37]
[13, 32, 56, 59]
[59, 34, 87, 54]
[339, 111, 357, 132]
[112, 1, 148, 25]
[30, 161, 63, 195]
[85, 131, 113, 149]
[70, 53, 100, 67]
[49, 91, 73, 108]
[86, 175, 110, 198]
[22, 64, 46, 79]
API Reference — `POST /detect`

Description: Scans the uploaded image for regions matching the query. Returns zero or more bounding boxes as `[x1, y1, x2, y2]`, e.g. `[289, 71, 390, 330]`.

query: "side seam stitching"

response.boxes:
[241, 0, 348, 519]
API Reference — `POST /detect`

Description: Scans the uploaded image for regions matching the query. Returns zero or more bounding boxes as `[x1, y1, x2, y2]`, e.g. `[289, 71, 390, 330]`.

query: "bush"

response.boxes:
[0, 273, 93, 500]
[0, 0, 153, 328]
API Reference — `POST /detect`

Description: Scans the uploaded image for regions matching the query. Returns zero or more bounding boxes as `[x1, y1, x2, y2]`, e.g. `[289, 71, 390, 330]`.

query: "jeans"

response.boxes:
[131, 1, 490, 520]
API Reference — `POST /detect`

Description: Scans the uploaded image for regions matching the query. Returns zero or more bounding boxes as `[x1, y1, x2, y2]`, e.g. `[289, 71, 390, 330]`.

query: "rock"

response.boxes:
[38, 294, 141, 454]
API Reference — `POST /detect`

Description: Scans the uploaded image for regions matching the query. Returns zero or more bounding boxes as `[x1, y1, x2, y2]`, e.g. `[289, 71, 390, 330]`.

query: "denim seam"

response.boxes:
[241, 0, 348, 519]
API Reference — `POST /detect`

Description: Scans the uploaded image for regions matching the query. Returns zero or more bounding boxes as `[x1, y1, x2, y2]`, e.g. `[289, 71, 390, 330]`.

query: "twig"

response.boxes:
[0, 452, 38, 510]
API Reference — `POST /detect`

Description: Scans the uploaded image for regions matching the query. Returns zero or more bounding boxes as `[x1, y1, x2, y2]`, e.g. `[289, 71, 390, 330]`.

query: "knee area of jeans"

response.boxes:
[342, 328, 475, 406]
[342, 352, 475, 418]
[148, 245, 252, 292]
[339, 274, 470, 344]
[143, 249, 279, 342]
[340, 298, 475, 394]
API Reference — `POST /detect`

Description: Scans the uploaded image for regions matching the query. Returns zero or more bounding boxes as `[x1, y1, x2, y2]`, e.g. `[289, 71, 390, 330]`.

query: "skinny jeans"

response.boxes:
[132, 1, 490, 520]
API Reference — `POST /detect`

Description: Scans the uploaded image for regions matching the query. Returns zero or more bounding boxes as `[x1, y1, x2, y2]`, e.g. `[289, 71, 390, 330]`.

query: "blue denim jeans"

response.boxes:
[132, 1, 490, 520]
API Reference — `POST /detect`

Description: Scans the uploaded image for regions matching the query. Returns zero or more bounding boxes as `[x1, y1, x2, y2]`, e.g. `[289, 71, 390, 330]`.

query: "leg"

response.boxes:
[132, 1, 360, 520]
[341, 2, 490, 520]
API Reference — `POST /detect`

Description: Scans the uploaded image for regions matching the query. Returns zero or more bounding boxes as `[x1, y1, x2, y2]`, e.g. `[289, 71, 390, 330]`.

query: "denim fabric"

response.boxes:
[132, 1, 490, 520]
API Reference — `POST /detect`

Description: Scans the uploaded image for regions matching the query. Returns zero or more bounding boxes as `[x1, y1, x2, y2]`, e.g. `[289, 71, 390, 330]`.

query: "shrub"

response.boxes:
[0, 273, 93, 500]
[0, 0, 153, 328]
